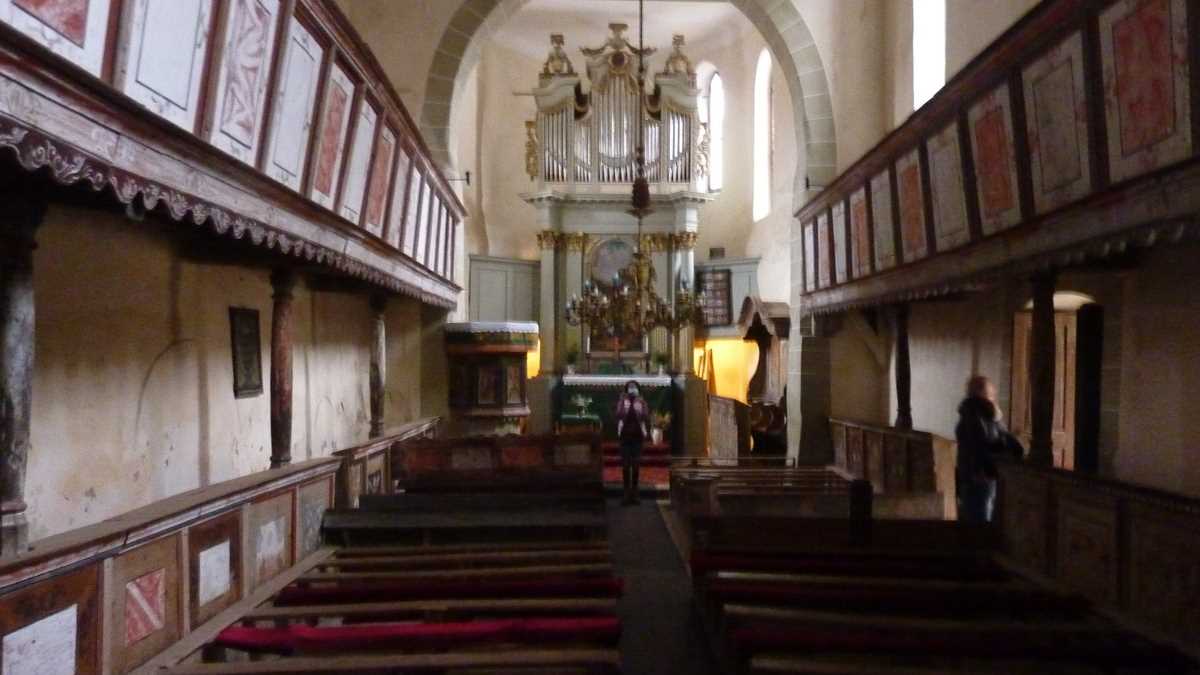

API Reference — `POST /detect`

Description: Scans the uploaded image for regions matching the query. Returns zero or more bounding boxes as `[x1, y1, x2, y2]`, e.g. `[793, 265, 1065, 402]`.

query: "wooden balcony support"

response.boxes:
[270, 270, 297, 468]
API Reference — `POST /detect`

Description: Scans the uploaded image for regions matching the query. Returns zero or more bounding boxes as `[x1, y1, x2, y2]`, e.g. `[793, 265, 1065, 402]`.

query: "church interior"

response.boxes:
[1, 0, 1199, 672]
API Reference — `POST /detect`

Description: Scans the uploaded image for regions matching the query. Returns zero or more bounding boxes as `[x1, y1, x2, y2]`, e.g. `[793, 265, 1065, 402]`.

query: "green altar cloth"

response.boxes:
[557, 375, 676, 449]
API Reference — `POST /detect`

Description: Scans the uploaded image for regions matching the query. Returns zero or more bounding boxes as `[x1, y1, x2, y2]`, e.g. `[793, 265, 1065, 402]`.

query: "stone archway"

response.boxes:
[418, 0, 837, 194]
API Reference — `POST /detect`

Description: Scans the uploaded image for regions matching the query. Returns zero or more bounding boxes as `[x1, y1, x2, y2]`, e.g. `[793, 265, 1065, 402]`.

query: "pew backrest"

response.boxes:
[390, 433, 603, 493]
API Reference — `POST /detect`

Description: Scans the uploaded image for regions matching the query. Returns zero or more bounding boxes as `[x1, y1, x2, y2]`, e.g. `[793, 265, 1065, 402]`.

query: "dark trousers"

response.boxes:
[957, 476, 997, 523]
[620, 438, 643, 500]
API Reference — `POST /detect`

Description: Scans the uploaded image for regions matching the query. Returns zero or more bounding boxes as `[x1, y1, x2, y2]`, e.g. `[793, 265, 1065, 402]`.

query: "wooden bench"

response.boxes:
[685, 516, 1191, 675]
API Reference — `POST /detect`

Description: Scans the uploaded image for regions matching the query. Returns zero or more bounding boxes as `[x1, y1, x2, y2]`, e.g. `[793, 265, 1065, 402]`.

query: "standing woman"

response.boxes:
[955, 375, 1024, 523]
[615, 380, 649, 505]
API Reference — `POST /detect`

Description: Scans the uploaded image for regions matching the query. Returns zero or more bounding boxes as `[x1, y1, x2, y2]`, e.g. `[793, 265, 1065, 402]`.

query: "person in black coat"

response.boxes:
[955, 375, 1023, 523]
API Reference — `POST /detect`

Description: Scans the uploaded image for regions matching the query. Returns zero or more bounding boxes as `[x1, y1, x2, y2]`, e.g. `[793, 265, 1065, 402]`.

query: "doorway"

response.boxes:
[1010, 292, 1102, 471]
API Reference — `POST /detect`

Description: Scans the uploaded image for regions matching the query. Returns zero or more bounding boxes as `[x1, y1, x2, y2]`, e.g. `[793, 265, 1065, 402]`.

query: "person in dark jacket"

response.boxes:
[955, 375, 1023, 523]
[615, 380, 649, 505]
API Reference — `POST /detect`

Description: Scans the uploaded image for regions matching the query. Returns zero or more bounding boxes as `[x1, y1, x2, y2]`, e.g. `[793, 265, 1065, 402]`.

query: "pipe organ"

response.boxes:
[529, 28, 704, 190]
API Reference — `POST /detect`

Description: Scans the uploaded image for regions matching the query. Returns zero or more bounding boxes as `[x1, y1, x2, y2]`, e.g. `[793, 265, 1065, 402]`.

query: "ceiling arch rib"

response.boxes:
[418, 0, 837, 205]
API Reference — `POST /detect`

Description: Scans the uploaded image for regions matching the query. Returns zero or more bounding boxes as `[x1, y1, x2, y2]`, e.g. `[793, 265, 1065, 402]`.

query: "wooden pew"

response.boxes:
[685, 516, 1192, 675]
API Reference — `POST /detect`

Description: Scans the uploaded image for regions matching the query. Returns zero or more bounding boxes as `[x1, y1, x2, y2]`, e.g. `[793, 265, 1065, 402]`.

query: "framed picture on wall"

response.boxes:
[228, 307, 263, 398]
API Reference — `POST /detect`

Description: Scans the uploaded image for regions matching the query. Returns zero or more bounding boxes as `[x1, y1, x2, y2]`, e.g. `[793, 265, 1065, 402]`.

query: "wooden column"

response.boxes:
[369, 294, 386, 438]
[1028, 270, 1057, 466]
[0, 193, 45, 553]
[269, 270, 296, 468]
[893, 304, 913, 430]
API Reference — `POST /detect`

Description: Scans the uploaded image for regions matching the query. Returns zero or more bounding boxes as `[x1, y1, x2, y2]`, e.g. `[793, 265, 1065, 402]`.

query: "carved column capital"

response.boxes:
[641, 233, 671, 252]
[563, 232, 589, 252]
[536, 230, 561, 250]
[671, 232, 698, 250]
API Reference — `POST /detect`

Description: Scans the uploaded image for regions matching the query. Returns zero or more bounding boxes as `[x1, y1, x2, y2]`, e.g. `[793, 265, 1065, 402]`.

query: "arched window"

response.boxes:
[913, 0, 945, 109]
[753, 49, 772, 221]
[704, 72, 725, 192]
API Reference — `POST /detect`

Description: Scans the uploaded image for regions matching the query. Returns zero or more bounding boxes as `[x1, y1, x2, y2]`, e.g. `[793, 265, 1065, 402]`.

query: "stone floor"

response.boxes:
[606, 498, 719, 675]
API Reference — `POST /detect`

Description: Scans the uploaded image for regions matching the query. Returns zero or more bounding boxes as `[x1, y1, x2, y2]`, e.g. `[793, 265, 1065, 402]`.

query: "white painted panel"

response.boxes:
[115, 0, 215, 131]
[197, 540, 231, 606]
[206, 0, 280, 164]
[510, 268, 536, 321]
[385, 147, 412, 247]
[265, 17, 321, 190]
[0, 0, 112, 76]
[309, 62, 354, 209]
[2, 604, 77, 674]
[414, 181, 432, 262]
[401, 169, 423, 257]
[338, 102, 377, 222]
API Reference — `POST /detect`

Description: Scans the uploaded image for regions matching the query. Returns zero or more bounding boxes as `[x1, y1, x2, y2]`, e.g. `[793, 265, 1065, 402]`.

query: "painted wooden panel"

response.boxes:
[927, 121, 970, 252]
[298, 478, 331, 557]
[114, 0, 215, 132]
[999, 472, 1049, 573]
[1099, 0, 1192, 183]
[0, 0, 111, 76]
[1126, 504, 1200, 645]
[402, 169, 424, 257]
[111, 535, 181, 672]
[431, 203, 445, 275]
[338, 101, 377, 223]
[969, 83, 1022, 235]
[830, 421, 847, 468]
[263, 14, 322, 191]
[251, 492, 293, 586]
[363, 125, 396, 236]
[310, 61, 354, 209]
[831, 201, 847, 284]
[188, 511, 240, 626]
[206, 0, 281, 165]
[802, 221, 816, 291]
[849, 188, 870, 278]
[816, 211, 831, 288]
[0, 565, 100, 674]
[869, 171, 896, 271]
[1055, 491, 1119, 606]
[385, 146, 412, 247]
[414, 180, 433, 263]
[896, 149, 928, 262]
[1023, 31, 1092, 214]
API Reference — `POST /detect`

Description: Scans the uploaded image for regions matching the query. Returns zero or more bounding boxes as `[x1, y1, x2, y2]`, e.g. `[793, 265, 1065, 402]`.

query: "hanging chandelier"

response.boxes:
[564, 0, 700, 369]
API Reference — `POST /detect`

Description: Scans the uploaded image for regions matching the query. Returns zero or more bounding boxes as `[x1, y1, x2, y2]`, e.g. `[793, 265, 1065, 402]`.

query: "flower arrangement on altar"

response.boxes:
[571, 393, 594, 416]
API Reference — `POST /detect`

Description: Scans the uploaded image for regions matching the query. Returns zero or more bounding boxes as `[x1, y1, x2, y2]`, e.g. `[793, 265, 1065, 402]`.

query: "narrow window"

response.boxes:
[753, 50, 772, 221]
[913, 0, 946, 109]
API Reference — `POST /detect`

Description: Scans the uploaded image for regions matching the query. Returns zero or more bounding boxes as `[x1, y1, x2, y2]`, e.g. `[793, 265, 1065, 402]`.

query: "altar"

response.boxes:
[556, 374, 680, 452]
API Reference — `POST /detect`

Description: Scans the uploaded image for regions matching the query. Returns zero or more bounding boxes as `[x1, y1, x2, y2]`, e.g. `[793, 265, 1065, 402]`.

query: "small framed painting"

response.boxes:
[228, 308, 263, 398]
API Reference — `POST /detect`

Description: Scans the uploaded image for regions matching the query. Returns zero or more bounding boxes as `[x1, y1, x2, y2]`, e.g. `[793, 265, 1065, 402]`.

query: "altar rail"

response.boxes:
[0, 454, 343, 674]
[0, 0, 462, 305]
[796, 0, 1200, 315]
[996, 460, 1200, 658]
[331, 417, 442, 508]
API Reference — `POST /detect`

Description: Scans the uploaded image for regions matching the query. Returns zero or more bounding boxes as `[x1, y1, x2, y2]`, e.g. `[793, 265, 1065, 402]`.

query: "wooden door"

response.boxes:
[1011, 311, 1077, 469]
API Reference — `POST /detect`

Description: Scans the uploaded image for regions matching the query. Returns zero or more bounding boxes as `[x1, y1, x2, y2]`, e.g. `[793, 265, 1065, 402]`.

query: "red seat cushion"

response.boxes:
[275, 576, 624, 606]
[217, 616, 621, 654]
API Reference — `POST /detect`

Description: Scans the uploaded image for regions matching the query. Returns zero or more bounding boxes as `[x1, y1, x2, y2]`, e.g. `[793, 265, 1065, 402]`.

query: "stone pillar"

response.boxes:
[369, 294, 386, 438]
[0, 193, 45, 554]
[269, 270, 296, 468]
[792, 314, 832, 465]
[893, 304, 913, 430]
[1028, 271, 1057, 466]
[537, 231, 559, 372]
